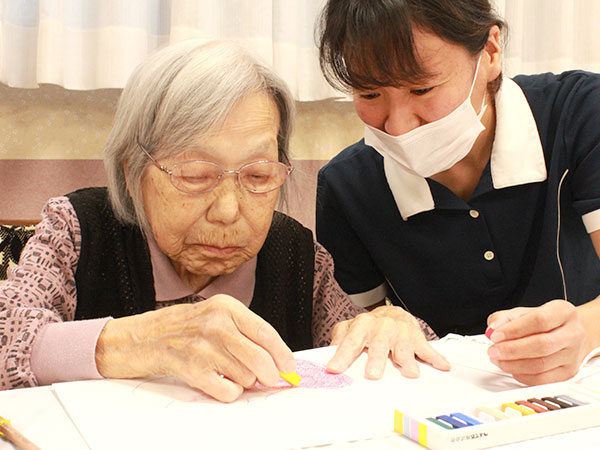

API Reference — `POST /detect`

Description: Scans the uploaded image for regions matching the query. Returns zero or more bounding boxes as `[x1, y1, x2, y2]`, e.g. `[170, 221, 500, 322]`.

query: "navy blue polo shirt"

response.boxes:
[316, 71, 600, 337]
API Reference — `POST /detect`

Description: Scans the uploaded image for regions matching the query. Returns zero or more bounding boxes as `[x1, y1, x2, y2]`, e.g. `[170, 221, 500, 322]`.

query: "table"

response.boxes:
[3, 340, 600, 450]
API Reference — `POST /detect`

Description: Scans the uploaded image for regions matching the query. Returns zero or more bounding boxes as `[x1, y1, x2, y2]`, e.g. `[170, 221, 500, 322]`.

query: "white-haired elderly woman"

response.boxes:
[0, 40, 448, 402]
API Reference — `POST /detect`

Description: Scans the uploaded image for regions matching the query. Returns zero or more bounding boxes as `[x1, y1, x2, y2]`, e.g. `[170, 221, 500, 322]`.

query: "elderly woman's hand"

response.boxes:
[486, 299, 596, 385]
[326, 305, 450, 379]
[95, 294, 295, 403]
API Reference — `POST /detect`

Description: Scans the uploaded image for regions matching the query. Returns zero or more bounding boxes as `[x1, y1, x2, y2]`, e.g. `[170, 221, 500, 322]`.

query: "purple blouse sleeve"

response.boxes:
[311, 242, 438, 347]
[311, 242, 366, 347]
[0, 197, 107, 389]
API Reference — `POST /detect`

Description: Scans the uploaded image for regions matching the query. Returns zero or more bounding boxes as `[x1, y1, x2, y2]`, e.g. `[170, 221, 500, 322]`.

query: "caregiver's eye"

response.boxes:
[410, 87, 433, 96]
[358, 92, 380, 100]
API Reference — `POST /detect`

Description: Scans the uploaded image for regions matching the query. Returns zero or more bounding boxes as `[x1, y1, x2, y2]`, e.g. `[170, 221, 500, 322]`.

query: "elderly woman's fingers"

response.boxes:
[364, 342, 391, 379]
[96, 295, 296, 401]
[391, 345, 420, 378]
[326, 325, 367, 373]
[330, 320, 351, 346]
[224, 330, 283, 387]
[362, 314, 401, 379]
[185, 371, 245, 403]
[231, 305, 296, 375]
[413, 341, 451, 371]
[158, 334, 259, 391]
[327, 306, 451, 379]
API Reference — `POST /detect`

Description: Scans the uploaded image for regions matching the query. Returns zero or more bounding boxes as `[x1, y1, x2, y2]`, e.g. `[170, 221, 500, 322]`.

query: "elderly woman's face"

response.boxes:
[141, 93, 281, 287]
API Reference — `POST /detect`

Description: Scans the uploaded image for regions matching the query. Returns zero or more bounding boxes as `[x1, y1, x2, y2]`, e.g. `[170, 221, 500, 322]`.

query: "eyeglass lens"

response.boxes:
[172, 161, 289, 193]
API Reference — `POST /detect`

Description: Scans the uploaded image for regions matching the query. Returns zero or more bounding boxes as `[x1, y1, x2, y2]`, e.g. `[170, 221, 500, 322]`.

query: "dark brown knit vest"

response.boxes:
[67, 187, 314, 351]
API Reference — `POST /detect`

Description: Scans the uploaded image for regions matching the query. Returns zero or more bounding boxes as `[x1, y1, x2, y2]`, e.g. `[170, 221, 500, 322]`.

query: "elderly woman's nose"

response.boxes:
[206, 180, 242, 224]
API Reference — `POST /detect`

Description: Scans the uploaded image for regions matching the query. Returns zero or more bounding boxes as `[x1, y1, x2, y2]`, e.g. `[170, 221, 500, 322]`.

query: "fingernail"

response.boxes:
[326, 362, 341, 373]
[490, 331, 505, 343]
[485, 327, 495, 340]
[439, 359, 451, 371]
[365, 370, 378, 379]
[404, 366, 419, 378]
[283, 361, 296, 374]
[366, 366, 384, 380]
[489, 318, 509, 330]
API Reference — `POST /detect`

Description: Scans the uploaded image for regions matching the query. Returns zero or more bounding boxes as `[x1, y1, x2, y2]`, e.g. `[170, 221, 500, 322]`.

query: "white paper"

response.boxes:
[53, 339, 600, 450]
[44, 335, 600, 450]
[431, 334, 526, 392]
[0, 386, 88, 450]
[53, 345, 505, 450]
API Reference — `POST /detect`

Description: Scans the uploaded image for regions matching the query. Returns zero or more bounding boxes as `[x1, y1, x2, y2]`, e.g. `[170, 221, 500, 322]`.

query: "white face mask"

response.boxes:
[364, 55, 487, 178]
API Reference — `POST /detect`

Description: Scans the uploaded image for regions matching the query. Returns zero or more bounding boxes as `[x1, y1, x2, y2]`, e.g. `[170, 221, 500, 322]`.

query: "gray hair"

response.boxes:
[104, 40, 295, 232]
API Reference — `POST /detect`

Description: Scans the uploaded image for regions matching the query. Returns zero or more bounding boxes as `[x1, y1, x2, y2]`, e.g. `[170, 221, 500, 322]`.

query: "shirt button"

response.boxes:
[484, 251, 495, 261]
[469, 209, 480, 218]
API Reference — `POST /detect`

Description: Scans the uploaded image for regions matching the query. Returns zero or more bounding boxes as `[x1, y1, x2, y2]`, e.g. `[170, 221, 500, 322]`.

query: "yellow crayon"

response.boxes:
[279, 371, 301, 386]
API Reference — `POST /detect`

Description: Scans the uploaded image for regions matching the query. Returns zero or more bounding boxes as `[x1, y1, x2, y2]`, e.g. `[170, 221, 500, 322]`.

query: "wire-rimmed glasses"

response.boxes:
[139, 142, 293, 194]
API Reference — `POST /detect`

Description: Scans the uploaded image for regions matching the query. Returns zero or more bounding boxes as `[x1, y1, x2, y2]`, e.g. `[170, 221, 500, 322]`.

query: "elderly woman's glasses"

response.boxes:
[139, 143, 293, 194]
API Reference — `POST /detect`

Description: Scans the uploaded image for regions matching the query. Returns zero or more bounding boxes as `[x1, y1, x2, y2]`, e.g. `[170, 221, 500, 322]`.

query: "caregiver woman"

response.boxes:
[316, 0, 600, 385]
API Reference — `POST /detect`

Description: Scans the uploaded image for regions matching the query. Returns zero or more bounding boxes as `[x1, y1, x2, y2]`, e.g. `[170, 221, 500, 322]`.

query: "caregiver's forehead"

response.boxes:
[344, 25, 471, 89]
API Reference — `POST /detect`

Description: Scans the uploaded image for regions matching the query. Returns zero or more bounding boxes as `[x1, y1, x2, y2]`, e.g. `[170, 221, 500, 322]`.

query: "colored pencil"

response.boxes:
[0, 416, 41, 450]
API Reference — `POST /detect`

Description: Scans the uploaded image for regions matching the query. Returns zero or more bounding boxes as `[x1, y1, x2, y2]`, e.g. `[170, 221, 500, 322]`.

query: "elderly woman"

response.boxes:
[0, 40, 448, 402]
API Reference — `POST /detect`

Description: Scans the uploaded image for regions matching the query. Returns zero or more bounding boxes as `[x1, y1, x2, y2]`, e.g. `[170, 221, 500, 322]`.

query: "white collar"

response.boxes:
[378, 76, 547, 220]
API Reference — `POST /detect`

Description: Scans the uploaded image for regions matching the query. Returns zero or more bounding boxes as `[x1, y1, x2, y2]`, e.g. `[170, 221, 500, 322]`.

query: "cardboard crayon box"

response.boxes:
[394, 382, 600, 449]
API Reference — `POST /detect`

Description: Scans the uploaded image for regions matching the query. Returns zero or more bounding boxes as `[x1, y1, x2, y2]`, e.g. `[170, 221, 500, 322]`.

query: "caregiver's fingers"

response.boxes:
[487, 300, 576, 343]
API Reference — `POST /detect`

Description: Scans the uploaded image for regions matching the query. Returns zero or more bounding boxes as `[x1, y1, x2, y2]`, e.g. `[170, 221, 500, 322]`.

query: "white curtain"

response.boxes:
[0, 0, 337, 100]
[1, 0, 599, 99]
[494, 0, 600, 76]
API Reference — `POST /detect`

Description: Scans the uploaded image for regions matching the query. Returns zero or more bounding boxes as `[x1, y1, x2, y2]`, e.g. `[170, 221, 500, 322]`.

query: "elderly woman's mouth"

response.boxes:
[198, 244, 239, 256]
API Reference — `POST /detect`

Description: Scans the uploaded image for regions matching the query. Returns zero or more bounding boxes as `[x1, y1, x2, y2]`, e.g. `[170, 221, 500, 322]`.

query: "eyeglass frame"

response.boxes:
[137, 141, 293, 194]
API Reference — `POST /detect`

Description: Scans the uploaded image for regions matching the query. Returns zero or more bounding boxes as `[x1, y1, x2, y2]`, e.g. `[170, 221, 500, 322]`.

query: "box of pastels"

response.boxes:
[394, 382, 600, 449]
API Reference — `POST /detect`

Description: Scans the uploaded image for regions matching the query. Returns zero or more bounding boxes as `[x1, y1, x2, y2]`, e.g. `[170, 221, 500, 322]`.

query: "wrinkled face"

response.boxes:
[352, 28, 494, 136]
[141, 92, 281, 281]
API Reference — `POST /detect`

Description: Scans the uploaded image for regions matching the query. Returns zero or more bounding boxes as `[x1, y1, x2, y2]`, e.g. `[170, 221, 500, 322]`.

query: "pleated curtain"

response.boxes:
[1, 0, 599, 99]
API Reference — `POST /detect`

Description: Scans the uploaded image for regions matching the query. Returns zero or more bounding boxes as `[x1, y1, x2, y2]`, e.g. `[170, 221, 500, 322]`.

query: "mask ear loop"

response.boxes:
[469, 53, 488, 120]
[468, 53, 483, 97]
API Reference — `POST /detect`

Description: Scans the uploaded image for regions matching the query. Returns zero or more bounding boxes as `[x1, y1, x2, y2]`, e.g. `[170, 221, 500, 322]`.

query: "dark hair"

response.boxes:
[317, 0, 506, 93]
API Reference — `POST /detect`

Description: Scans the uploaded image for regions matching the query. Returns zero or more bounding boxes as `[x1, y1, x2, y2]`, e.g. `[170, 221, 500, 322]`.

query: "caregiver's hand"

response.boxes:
[486, 299, 595, 385]
[326, 305, 450, 379]
[95, 294, 295, 403]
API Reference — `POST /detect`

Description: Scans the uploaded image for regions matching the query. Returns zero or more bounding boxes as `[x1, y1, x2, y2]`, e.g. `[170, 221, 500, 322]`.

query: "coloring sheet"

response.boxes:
[53, 345, 496, 450]
[54, 338, 600, 449]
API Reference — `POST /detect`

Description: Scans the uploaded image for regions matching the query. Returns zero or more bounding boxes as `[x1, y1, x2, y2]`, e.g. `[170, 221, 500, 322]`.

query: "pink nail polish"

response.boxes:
[485, 327, 494, 340]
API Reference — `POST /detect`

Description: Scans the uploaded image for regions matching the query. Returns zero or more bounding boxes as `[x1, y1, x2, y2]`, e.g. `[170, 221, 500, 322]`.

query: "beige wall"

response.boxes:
[0, 84, 363, 160]
[0, 84, 118, 160]
[0, 84, 364, 230]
